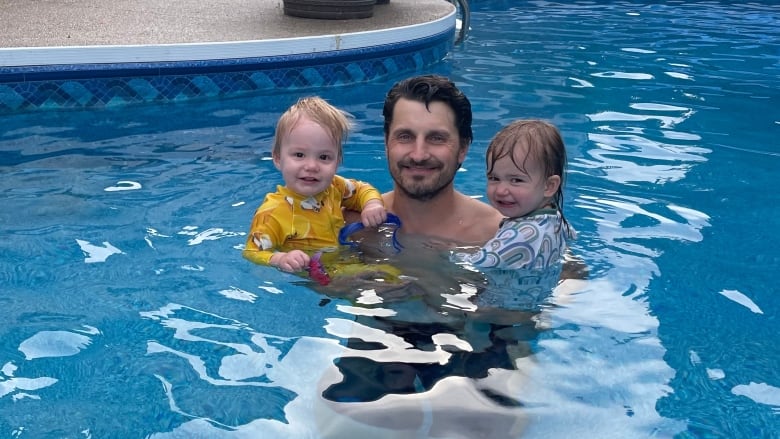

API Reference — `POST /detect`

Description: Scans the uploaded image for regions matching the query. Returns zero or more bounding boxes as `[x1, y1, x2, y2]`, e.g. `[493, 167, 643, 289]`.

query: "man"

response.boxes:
[380, 74, 503, 247]
[317, 76, 538, 436]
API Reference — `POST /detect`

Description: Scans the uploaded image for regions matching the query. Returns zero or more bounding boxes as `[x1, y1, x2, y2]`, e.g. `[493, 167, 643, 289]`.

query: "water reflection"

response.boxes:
[136, 237, 576, 438]
[136, 295, 533, 438]
[305, 239, 582, 438]
[141, 304, 299, 430]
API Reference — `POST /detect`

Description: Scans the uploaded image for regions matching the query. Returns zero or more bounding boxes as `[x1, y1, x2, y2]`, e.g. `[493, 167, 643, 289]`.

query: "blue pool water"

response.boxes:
[2, 1, 779, 438]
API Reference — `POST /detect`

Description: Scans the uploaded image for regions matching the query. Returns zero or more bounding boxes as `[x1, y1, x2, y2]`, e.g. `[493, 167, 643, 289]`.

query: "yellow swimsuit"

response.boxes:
[242, 175, 381, 265]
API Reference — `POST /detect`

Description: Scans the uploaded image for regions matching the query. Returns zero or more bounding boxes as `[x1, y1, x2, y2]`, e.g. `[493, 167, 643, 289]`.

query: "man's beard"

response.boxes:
[391, 160, 456, 202]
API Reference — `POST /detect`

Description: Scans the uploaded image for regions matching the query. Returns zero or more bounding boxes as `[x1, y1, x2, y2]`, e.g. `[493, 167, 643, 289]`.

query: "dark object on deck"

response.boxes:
[283, 0, 376, 19]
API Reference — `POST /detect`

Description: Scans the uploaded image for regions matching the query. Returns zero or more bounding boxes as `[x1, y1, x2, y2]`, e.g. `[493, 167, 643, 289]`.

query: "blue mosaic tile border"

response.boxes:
[0, 30, 452, 113]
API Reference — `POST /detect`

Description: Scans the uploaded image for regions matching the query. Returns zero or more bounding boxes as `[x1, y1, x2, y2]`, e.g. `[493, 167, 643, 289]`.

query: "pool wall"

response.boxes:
[0, 14, 454, 113]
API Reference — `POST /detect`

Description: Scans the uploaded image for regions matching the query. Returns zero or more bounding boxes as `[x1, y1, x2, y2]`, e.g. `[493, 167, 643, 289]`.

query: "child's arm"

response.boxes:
[335, 175, 387, 227]
[269, 250, 310, 272]
[242, 230, 278, 265]
[244, 231, 313, 271]
[244, 232, 311, 272]
[359, 198, 387, 228]
[453, 215, 567, 270]
[242, 199, 305, 268]
[451, 219, 535, 270]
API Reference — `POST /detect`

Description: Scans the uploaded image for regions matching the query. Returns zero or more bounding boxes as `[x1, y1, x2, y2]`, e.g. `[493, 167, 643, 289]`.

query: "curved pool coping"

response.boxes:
[0, 11, 455, 113]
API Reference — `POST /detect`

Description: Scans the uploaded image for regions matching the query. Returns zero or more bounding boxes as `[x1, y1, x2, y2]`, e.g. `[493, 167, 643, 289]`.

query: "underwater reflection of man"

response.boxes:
[322, 317, 532, 403]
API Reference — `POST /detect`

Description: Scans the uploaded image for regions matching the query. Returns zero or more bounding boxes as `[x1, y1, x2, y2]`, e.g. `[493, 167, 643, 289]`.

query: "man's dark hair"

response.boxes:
[383, 75, 473, 148]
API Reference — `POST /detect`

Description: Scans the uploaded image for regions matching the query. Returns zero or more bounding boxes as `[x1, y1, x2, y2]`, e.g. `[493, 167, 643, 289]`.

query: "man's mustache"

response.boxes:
[399, 158, 441, 168]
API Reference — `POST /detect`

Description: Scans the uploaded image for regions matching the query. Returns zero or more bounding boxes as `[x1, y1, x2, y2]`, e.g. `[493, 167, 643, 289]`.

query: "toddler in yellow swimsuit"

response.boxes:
[243, 96, 388, 274]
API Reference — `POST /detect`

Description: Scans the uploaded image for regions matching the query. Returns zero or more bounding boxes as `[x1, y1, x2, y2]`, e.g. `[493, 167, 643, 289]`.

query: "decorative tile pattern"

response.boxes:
[0, 31, 452, 113]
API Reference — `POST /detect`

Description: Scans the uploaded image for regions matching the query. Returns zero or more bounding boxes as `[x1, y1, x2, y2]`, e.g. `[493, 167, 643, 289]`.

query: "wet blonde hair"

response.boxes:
[273, 96, 353, 163]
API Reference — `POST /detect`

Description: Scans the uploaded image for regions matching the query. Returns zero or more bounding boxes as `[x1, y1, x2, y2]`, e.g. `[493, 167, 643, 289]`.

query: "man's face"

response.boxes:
[385, 98, 467, 201]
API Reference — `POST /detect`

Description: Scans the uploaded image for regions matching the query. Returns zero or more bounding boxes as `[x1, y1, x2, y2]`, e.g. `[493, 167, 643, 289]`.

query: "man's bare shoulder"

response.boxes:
[381, 190, 501, 246]
[462, 195, 497, 212]
[455, 192, 503, 243]
[382, 191, 395, 211]
[457, 193, 501, 218]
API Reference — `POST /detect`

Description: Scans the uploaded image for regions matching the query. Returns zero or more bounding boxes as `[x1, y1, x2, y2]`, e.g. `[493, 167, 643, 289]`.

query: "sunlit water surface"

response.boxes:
[2, 1, 779, 438]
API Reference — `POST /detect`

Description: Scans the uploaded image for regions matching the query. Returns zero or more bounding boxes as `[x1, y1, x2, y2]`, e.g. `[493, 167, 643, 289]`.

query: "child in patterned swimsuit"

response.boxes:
[452, 119, 576, 310]
[243, 96, 387, 273]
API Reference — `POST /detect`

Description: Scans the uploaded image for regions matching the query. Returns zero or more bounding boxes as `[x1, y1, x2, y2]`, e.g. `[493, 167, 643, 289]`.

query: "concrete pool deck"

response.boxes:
[0, 0, 458, 112]
[0, 0, 453, 48]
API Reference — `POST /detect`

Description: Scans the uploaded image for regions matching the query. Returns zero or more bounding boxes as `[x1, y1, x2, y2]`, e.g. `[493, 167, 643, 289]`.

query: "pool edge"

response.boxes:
[0, 12, 456, 113]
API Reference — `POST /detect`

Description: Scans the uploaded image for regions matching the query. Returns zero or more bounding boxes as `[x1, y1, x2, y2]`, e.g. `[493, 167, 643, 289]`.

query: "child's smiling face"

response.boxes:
[486, 145, 560, 218]
[274, 116, 340, 197]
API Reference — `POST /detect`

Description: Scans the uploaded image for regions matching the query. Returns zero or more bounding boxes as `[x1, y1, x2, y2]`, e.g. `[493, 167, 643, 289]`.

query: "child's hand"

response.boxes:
[360, 199, 387, 228]
[270, 250, 310, 272]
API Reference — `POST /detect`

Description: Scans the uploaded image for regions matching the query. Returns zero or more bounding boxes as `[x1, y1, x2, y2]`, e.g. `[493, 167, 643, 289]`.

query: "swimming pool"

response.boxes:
[2, 1, 779, 437]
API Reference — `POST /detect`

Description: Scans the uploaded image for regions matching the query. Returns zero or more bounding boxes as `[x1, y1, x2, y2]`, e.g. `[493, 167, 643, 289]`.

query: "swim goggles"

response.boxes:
[338, 213, 403, 253]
